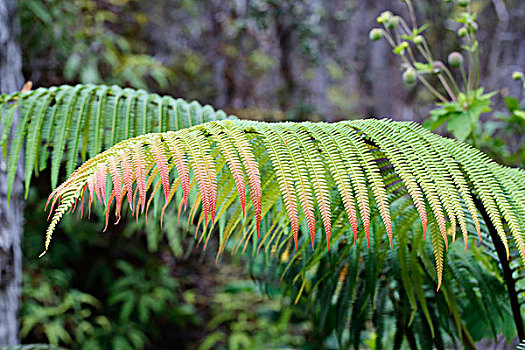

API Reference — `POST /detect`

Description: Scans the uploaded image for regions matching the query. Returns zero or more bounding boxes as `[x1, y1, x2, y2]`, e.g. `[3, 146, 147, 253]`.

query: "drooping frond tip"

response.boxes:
[41, 118, 525, 290]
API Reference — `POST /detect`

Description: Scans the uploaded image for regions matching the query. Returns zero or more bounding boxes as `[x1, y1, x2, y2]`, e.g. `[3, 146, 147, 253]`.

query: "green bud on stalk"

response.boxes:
[403, 68, 417, 85]
[458, 27, 468, 37]
[512, 71, 524, 81]
[387, 16, 399, 29]
[369, 28, 383, 41]
[448, 52, 464, 68]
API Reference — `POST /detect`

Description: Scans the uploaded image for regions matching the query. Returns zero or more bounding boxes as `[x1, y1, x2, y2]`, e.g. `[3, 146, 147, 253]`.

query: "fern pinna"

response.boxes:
[40, 117, 525, 290]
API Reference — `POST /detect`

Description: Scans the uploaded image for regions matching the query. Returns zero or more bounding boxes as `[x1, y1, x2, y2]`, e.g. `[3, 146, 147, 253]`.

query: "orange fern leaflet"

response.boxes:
[220, 121, 262, 236]
[120, 151, 135, 211]
[132, 142, 147, 213]
[147, 136, 171, 202]
[164, 132, 190, 208]
[108, 155, 123, 221]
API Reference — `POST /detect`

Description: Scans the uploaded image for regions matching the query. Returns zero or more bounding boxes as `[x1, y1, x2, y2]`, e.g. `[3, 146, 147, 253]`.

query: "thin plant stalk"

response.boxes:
[438, 73, 458, 102]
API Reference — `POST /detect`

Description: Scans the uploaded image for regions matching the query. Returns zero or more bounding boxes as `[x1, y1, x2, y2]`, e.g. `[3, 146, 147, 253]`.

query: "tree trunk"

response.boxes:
[0, 0, 24, 345]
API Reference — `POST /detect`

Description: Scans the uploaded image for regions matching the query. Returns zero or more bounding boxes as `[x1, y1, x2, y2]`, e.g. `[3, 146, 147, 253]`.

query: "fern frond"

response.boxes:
[37, 117, 525, 286]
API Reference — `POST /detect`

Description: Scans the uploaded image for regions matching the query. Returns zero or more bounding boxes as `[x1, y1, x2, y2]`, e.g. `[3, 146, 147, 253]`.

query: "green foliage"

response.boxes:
[20, 268, 144, 350]
[195, 276, 308, 350]
[20, 228, 182, 349]
[426, 88, 496, 142]
[20, 269, 105, 347]
[18, 0, 170, 89]
[108, 261, 177, 324]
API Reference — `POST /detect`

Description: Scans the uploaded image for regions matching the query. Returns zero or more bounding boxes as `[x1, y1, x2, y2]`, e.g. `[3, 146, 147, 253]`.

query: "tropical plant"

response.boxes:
[39, 114, 525, 275]
[20, 268, 108, 347]
[2, 84, 524, 348]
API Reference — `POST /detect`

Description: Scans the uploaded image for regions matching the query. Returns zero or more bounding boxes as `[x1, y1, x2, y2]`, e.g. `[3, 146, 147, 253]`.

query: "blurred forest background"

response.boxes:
[20, 0, 525, 122]
[8, 0, 525, 349]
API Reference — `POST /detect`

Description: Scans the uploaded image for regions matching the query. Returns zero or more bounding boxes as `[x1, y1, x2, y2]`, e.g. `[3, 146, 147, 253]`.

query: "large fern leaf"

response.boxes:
[42, 118, 525, 289]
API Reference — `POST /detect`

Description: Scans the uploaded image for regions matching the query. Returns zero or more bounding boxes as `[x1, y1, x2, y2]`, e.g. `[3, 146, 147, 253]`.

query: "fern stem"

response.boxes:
[474, 196, 525, 340]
